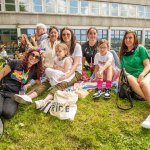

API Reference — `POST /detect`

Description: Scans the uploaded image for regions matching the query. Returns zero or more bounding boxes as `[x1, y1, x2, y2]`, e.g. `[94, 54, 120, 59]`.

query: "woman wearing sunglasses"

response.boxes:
[119, 30, 150, 128]
[0, 50, 44, 120]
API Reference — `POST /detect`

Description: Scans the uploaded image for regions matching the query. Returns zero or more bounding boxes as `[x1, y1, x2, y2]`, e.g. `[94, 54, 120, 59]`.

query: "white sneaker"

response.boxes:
[35, 100, 45, 109]
[14, 94, 32, 104]
[141, 115, 150, 129]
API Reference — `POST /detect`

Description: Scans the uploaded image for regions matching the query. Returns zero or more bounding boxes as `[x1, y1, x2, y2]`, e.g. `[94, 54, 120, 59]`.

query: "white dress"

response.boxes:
[45, 56, 75, 86]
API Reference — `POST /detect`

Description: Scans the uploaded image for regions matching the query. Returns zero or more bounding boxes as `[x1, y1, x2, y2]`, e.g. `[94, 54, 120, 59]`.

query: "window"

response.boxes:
[45, 0, 56, 13]
[120, 4, 128, 17]
[90, 2, 99, 15]
[137, 5, 145, 18]
[81, 1, 89, 15]
[5, 0, 16, 11]
[146, 6, 150, 18]
[58, 0, 67, 14]
[0, 29, 17, 54]
[70, 0, 78, 14]
[21, 28, 35, 38]
[111, 3, 118, 16]
[111, 30, 125, 52]
[136, 30, 142, 43]
[80, 29, 87, 44]
[97, 30, 108, 41]
[145, 31, 150, 49]
[73, 29, 80, 41]
[33, 0, 42, 12]
[72, 29, 87, 44]
[129, 5, 136, 17]
[100, 2, 109, 16]
[19, 0, 30, 12]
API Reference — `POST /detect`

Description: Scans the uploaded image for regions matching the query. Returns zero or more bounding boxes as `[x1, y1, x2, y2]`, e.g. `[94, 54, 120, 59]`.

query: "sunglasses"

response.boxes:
[30, 53, 40, 60]
[62, 33, 71, 37]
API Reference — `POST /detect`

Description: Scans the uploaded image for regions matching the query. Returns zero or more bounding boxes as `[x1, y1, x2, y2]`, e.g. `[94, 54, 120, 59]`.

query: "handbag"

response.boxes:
[116, 68, 134, 110]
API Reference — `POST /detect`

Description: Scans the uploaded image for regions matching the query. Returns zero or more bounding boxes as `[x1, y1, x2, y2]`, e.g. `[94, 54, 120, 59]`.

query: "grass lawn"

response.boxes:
[0, 60, 150, 149]
[0, 90, 150, 150]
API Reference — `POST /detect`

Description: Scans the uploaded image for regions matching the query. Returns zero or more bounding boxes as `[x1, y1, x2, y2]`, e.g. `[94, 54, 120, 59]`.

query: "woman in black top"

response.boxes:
[0, 50, 44, 119]
[82, 27, 98, 73]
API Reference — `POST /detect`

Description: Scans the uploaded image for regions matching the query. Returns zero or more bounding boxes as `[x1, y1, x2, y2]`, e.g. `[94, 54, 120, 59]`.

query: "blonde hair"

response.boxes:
[55, 43, 69, 57]
[97, 39, 109, 48]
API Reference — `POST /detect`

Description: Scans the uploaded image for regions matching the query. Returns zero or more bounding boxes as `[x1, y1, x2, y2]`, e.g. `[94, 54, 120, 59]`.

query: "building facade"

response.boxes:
[0, 0, 150, 54]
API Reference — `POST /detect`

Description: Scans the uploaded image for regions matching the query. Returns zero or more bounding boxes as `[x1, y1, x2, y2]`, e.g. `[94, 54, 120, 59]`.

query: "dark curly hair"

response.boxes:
[60, 27, 76, 55]
[119, 30, 139, 60]
[49, 26, 59, 40]
[21, 50, 44, 80]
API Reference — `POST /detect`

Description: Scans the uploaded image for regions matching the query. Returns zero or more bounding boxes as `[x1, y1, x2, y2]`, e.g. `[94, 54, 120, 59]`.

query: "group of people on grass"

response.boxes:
[0, 24, 150, 135]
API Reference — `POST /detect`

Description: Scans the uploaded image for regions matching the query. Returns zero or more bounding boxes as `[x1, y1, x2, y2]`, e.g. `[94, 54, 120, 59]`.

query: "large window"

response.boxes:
[33, 0, 42, 12]
[45, 0, 56, 13]
[5, 0, 16, 11]
[90, 1, 99, 15]
[100, 2, 109, 16]
[58, 0, 67, 14]
[70, 0, 78, 14]
[19, 0, 30, 12]
[129, 5, 136, 17]
[146, 6, 150, 18]
[111, 3, 118, 17]
[81, 1, 89, 15]
[137, 6, 145, 18]
[120, 4, 128, 17]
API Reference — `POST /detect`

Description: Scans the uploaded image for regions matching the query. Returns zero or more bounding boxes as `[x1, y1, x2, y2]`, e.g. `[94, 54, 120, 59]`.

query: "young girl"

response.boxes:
[93, 39, 119, 99]
[45, 42, 74, 86]
[35, 43, 75, 109]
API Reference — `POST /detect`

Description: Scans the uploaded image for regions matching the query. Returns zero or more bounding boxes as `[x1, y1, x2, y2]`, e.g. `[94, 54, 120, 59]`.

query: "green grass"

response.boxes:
[0, 61, 150, 149]
[0, 91, 150, 150]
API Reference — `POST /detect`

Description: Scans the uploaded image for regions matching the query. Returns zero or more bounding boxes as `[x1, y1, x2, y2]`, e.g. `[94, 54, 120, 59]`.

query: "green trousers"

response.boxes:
[35, 71, 81, 96]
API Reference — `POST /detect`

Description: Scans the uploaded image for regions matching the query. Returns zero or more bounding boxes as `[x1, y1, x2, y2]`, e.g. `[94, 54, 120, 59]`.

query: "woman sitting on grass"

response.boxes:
[119, 30, 150, 128]
[93, 39, 120, 99]
[0, 50, 43, 135]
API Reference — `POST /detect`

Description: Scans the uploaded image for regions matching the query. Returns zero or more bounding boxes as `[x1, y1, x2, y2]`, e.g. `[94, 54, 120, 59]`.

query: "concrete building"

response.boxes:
[0, 0, 150, 54]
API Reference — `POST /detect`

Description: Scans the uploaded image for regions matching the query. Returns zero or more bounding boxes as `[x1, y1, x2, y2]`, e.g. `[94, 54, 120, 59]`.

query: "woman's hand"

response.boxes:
[137, 73, 145, 83]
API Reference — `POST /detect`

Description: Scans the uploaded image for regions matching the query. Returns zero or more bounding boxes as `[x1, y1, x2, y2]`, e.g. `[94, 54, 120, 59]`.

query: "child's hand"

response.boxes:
[59, 73, 69, 81]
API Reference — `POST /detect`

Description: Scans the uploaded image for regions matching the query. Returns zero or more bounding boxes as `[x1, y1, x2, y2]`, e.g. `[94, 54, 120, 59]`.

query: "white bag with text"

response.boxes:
[49, 90, 78, 120]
